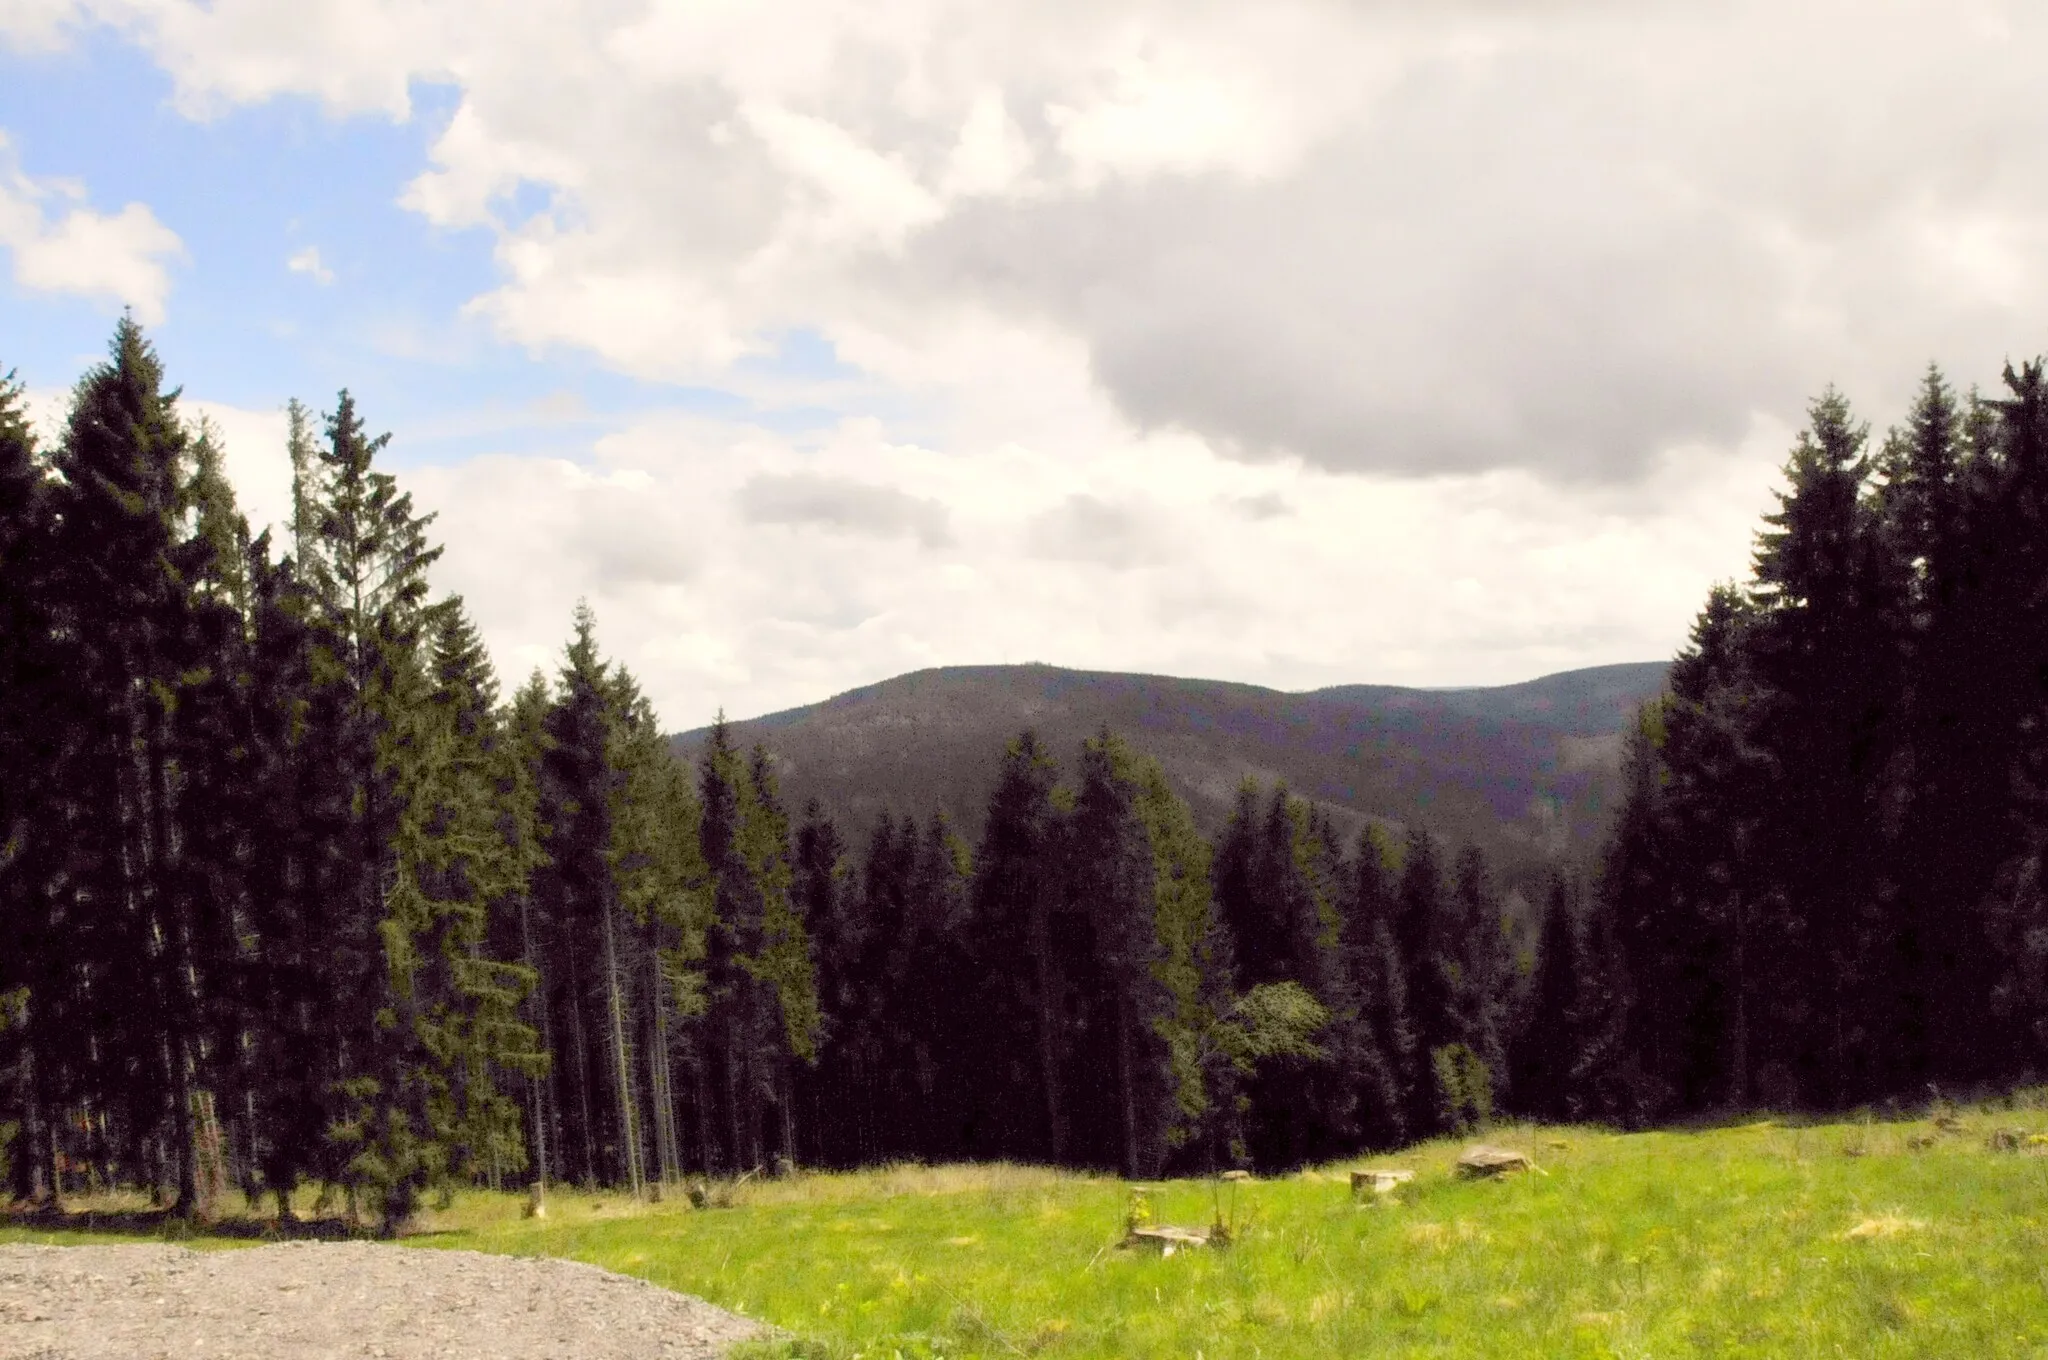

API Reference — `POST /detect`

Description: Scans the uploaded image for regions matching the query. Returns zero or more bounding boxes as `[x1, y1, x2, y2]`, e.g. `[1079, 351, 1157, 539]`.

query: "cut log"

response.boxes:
[1349, 1169, 1415, 1196]
[1220, 1170, 1253, 1183]
[1456, 1146, 1533, 1178]
[1122, 1225, 1210, 1255]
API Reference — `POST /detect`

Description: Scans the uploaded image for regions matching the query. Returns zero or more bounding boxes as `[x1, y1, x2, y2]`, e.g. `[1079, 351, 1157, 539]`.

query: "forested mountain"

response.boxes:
[672, 661, 1668, 882]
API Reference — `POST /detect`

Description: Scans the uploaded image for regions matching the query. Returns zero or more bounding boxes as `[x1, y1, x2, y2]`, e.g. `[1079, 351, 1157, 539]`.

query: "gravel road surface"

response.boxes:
[0, 1241, 771, 1360]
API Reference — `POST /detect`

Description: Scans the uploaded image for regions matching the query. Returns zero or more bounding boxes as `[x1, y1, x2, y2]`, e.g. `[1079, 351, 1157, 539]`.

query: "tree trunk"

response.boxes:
[122, 672, 200, 1219]
[149, 713, 203, 1220]
[1115, 996, 1139, 1177]
[693, 1047, 716, 1177]
[778, 1053, 797, 1170]
[517, 893, 552, 1199]
[1028, 903, 1066, 1162]
[599, 891, 644, 1197]
[724, 1025, 747, 1174]
[16, 1047, 51, 1207]
[563, 946, 597, 1185]
[648, 948, 680, 1188]
[1730, 890, 1748, 1110]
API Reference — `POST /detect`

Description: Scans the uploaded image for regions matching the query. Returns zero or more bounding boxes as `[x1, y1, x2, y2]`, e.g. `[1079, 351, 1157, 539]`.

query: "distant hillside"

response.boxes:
[671, 661, 1669, 877]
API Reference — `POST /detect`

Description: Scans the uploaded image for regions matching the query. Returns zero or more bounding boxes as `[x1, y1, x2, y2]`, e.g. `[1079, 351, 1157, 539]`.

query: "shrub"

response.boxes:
[1432, 1043, 1494, 1135]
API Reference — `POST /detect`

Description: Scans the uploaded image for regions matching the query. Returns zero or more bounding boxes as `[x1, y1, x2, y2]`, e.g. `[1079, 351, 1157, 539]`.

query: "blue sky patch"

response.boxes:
[0, 28, 868, 473]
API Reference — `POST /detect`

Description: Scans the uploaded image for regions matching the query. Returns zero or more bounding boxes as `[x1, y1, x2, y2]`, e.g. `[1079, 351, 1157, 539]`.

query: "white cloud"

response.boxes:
[737, 470, 954, 548]
[0, 130, 184, 323]
[286, 244, 334, 284]
[53, 0, 2048, 483]
[1023, 493, 1173, 568]
[19, 385, 70, 446]
[187, 398, 293, 536]
[941, 91, 1036, 200]
[740, 102, 943, 252]
[23, 0, 2048, 719]
[0, 0, 85, 53]
[23, 383, 295, 538]
[80, 0, 456, 120]
[382, 387, 1789, 725]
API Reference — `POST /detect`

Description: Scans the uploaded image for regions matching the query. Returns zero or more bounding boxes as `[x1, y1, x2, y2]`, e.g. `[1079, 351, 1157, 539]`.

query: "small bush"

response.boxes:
[1432, 1044, 1494, 1135]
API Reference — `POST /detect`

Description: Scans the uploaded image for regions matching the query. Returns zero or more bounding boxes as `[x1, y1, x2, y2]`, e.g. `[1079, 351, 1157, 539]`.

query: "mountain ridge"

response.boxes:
[671, 660, 1670, 881]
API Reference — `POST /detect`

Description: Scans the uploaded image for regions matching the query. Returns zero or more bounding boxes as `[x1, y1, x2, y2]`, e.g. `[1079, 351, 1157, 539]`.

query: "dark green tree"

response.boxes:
[1747, 389, 1903, 1106]
[1212, 783, 1354, 1166]
[1343, 828, 1415, 1148]
[45, 319, 220, 1213]
[1509, 877, 1578, 1122]
[0, 368, 65, 1204]
[964, 731, 1069, 1162]
[695, 718, 816, 1175]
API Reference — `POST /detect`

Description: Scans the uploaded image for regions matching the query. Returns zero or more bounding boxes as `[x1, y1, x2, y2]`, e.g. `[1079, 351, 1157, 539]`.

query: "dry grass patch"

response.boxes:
[727, 1162, 1089, 1208]
[1844, 1214, 1928, 1240]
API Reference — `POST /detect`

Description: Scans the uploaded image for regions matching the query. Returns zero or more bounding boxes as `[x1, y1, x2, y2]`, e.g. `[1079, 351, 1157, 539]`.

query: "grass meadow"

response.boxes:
[9, 1103, 2048, 1357]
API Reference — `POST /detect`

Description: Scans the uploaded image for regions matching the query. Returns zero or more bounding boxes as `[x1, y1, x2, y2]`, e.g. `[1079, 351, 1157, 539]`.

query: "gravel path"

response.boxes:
[0, 1241, 772, 1360]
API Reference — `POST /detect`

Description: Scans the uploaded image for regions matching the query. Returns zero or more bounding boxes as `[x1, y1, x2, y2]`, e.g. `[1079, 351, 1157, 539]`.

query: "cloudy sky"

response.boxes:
[4, 0, 2044, 725]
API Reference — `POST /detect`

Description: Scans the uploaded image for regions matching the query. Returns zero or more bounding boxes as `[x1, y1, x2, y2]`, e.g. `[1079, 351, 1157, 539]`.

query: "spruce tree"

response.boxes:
[801, 810, 896, 1167]
[1976, 362, 2048, 1074]
[1564, 886, 1638, 1125]
[297, 389, 537, 1231]
[163, 417, 262, 1214]
[1066, 732, 1175, 1175]
[1748, 389, 1901, 1106]
[965, 731, 1069, 1162]
[238, 537, 348, 1211]
[1443, 845, 1512, 1117]
[45, 318, 214, 1212]
[1878, 366, 1974, 1089]
[0, 368, 64, 1204]
[1224, 786, 1357, 1166]
[605, 668, 712, 1189]
[496, 668, 559, 1193]
[789, 801, 851, 1166]
[410, 600, 547, 1195]
[696, 719, 817, 1174]
[1125, 753, 1235, 1167]
[1391, 827, 1452, 1133]
[536, 604, 644, 1193]
[1510, 877, 1580, 1122]
[736, 745, 817, 1165]
[1605, 588, 1770, 1117]
[1343, 828, 1415, 1148]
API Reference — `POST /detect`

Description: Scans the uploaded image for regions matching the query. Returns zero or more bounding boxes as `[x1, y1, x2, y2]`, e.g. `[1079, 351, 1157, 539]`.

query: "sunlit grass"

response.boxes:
[11, 1102, 2048, 1357]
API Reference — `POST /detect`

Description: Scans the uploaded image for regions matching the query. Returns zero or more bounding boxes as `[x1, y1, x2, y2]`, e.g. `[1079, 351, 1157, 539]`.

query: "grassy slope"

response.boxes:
[8, 1107, 2048, 1358]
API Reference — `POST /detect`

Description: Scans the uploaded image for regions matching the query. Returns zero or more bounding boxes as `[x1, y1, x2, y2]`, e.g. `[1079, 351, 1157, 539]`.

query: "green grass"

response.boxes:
[11, 1106, 2048, 1357]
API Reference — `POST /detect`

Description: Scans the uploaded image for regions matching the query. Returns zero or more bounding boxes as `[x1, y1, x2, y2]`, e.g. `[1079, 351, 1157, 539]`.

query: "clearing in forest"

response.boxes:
[8, 1106, 2048, 1359]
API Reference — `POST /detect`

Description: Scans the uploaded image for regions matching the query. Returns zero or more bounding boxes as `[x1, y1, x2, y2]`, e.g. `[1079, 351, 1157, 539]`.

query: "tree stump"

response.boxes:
[1122, 1225, 1210, 1256]
[1456, 1146, 1533, 1178]
[1350, 1169, 1415, 1197]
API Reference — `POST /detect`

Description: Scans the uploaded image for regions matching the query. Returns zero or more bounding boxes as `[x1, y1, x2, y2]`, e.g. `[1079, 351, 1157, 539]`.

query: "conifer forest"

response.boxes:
[7, 321, 2048, 1232]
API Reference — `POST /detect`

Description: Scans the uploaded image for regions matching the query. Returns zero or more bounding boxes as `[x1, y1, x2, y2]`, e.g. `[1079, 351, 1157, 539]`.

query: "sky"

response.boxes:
[3, 0, 2045, 726]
